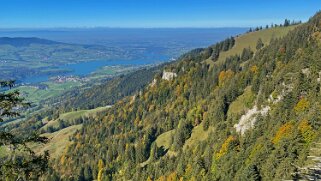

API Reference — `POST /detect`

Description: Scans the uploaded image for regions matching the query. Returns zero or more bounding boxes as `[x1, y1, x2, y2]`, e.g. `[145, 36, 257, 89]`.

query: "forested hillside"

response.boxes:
[48, 65, 166, 111]
[6, 65, 165, 136]
[43, 12, 321, 181]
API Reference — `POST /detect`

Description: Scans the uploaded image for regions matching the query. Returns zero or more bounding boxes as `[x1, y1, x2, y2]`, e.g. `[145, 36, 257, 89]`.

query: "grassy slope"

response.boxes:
[142, 129, 176, 167]
[31, 106, 110, 158]
[60, 106, 109, 120]
[155, 129, 175, 149]
[227, 86, 256, 120]
[155, 123, 215, 153]
[183, 124, 214, 150]
[41, 106, 110, 131]
[205, 26, 298, 67]
[31, 124, 82, 159]
[2, 124, 82, 159]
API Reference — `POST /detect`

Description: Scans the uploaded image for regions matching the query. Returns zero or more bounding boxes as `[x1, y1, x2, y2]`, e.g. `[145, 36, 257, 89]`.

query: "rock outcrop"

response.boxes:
[234, 105, 270, 135]
[162, 71, 177, 81]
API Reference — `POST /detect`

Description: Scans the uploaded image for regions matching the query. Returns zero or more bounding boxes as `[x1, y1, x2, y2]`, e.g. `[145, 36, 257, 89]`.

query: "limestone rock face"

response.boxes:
[234, 105, 270, 135]
[162, 71, 177, 81]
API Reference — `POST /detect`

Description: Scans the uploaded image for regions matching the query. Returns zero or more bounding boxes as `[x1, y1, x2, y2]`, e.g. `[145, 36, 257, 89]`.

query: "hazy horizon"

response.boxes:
[0, 0, 320, 28]
[0, 27, 247, 45]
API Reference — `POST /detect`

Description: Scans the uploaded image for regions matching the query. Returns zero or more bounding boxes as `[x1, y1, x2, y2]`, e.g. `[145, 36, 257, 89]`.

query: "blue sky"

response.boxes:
[0, 0, 320, 28]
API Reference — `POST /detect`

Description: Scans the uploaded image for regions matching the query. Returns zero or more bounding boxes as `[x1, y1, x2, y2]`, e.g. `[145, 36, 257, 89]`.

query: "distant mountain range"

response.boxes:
[0, 37, 65, 47]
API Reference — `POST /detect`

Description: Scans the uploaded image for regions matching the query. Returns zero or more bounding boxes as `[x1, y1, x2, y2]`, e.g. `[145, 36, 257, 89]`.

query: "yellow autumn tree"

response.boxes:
[156, 175, 166, 181]
[60, 155, 66, 165]
[250, 65, 258, 74]
[60, 144, 70, 165]
[298, 119, 316, 144]
[294, 98, 310, 113]
[75, 132, 81, 140]
[184, 164, 193, 179]
[148, 104, 155, 112]
[75, 142, 81, 150]
[175, 84, 182, 97]
[246, 143, 263, 165]
[166, 172, 178, 181]
[97, 159, 104, 181]
[272, 122, 294, 144]
[218, 70, 234, 86]
[215, 136, 236, 160]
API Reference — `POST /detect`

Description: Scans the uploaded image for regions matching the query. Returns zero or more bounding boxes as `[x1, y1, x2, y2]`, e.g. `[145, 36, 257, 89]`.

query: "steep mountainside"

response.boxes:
[44, 12, 321, 181]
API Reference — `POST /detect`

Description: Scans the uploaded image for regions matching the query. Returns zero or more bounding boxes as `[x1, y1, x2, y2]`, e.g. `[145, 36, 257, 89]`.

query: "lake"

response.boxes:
[21, 58, 168, 84]
[8, 28, 248, 84]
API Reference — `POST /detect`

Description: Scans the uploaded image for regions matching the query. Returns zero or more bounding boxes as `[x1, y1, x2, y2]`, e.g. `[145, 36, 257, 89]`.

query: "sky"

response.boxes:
[0, 0, 320, 28]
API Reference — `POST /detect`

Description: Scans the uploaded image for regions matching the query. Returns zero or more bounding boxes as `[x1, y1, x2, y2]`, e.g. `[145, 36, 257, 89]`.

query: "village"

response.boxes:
[50, 75, 89, 83]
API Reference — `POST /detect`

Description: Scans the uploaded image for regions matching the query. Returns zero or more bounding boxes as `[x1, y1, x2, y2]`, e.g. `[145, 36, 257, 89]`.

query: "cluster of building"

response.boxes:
[51, 75, 88, 83]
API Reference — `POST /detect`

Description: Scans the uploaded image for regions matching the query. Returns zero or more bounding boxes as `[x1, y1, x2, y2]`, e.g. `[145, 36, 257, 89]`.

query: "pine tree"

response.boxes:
[256, 38, 264, 50]
[241, 48, 254, 61]
[284, 19, 290, 27]
[0, 81, 49, 180]
[246, 165, 261, 181]
[84, 166, 93, 181]
[149, 142, 159, 161]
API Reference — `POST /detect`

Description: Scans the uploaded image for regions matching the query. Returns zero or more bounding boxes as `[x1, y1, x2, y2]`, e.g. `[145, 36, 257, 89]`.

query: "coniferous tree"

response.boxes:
[284, 19, 291, 27]
[84, 166, 93, 181]
[256, 38, 264, 50]
[246, 165, 262, 181]
[241, 48, 254, 61]
[0, 81, 49, 180]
